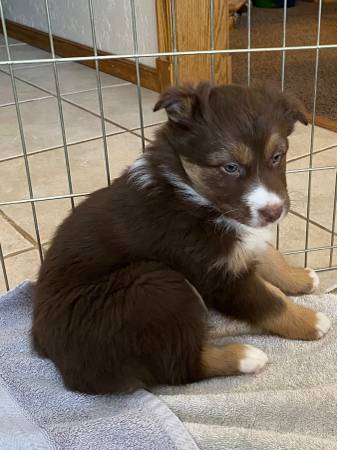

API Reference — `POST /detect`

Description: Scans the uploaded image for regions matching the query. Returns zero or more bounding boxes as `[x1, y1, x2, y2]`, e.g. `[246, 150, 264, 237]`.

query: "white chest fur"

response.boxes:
[210, 219, 273, 275]
[227, 226, 272, 275]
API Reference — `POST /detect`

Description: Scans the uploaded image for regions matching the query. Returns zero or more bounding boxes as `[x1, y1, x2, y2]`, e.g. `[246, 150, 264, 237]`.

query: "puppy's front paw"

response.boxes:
[283, 267, 320, 295]
[315, 312, 331, 338]
[305, 268, 320, 293]
[262, 302, 331, 340]
[239, 345, 268, 374]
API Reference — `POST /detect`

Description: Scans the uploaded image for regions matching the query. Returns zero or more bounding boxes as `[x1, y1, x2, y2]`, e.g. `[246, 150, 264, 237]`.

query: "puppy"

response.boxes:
[32, 83, 331, 394]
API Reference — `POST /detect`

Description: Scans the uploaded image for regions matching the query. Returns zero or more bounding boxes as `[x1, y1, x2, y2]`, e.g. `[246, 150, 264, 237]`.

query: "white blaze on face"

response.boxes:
[245, 184, 284, 227]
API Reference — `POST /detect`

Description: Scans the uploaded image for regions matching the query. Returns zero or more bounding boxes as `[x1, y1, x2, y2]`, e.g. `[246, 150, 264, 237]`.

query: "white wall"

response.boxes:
[3, 0, 158, 67]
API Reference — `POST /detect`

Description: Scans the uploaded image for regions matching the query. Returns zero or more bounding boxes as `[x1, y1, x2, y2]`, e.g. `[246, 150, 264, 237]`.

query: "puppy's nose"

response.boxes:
[258, 204, 283, 223]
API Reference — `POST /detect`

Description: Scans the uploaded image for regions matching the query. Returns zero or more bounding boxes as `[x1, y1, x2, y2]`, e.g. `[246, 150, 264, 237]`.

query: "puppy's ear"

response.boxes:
[283, 95, 308, 126]
[153, 83, 210, 127]
[261, 84, 308, 133]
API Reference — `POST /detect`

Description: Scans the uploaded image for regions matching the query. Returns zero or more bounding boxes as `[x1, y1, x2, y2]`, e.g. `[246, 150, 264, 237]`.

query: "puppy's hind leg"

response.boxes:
[45, 261, 269, 394]
[200, 344, 268, 378]
[114, 266, 268, 387]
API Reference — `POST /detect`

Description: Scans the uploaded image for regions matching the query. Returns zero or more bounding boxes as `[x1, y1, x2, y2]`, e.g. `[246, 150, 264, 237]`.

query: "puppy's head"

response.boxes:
[154, 83, 307, 228]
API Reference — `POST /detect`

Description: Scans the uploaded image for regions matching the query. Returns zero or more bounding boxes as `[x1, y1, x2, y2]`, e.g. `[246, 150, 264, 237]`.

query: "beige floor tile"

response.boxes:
[287, 143, 337, 170]
[0, 35, 22, 45]
[283, 251, 328, 272]
[313, 147, 337, 167]
[1, 200, 71, 247]
[64, 84, 166, 129]
[13, 62, 130, 95]
[0, 97, 120, 159]
[306, 249, 331, 271]
[277, 212, 332, 252]
[0, 131, 142, 200]
[273, 211, 333, 270]
[316, 269, 337, 293]
[1, 132, 142, 244]
[286, 141, 337, 264]
[0, 249, 41, 294]
[0, 71, 51, 106]
[0, 44, 52, 69]
[0, 215, 33, 256]
[286, 149, 337, 232]
[0, 157, 29, 202]
[0, 150, 75, 204]
[69, 131, 142, 193]
[288, 123, 337, 161]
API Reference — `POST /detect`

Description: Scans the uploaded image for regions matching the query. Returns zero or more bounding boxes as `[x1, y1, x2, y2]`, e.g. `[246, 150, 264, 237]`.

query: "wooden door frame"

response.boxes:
[155, 0, 232, 90]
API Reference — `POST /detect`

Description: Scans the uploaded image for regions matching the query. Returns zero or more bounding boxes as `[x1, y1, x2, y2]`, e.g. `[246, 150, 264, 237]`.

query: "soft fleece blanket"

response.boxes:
[155, 293, 337, 450]
[1, 281, 337, 449]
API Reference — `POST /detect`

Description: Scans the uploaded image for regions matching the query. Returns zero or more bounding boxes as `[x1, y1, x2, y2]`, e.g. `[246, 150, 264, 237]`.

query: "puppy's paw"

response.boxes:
[200, 343, 268, 377]
[262, 302, 331, 340]
[305, 267, 320, 293]
[239, 345, 268, 374]
[283, 267, 320, 295]
[315, 312, 331, 338]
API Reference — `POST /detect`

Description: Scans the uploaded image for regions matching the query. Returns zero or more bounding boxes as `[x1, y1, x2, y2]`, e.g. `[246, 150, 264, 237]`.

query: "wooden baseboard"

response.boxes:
[1, 20, 161, 92]
[314, 115, 337, 133]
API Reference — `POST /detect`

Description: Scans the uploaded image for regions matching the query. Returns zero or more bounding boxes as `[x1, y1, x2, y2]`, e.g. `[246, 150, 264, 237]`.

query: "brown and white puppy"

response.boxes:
[32, 83, 331, 394]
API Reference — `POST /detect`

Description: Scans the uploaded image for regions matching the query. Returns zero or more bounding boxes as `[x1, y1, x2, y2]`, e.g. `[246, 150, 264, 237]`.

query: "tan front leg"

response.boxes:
[256, 244, 319, 295]
[212, 272, 330, 341]
[260, 281, 330, 340]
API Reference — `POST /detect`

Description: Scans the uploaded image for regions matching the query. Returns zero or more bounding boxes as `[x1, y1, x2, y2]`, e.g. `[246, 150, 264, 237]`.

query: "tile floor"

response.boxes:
[1, 38, 337, 294]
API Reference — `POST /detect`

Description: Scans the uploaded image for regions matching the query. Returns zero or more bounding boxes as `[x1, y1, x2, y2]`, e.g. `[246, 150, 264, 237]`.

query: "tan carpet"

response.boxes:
[230, 1, 337, 119]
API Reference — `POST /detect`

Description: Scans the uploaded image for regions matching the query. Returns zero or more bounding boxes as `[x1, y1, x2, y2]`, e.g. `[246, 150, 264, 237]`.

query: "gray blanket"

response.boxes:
[154, 293, 337, 450]
[1, 282, 337, 450]
[0, 282, 197, 450]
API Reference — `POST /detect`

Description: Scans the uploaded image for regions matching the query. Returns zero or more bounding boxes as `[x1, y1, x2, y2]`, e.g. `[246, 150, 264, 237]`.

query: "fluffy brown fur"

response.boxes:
[32, 83, 329, 394]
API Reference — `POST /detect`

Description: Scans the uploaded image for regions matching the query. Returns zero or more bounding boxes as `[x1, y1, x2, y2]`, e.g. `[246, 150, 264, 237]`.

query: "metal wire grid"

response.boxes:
[0, 0, 337, 292]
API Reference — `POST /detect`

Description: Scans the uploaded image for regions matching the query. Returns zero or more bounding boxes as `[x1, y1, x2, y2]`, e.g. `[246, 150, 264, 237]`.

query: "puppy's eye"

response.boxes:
[271, 152, 283, 166]
[222, 163, 240, 175]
